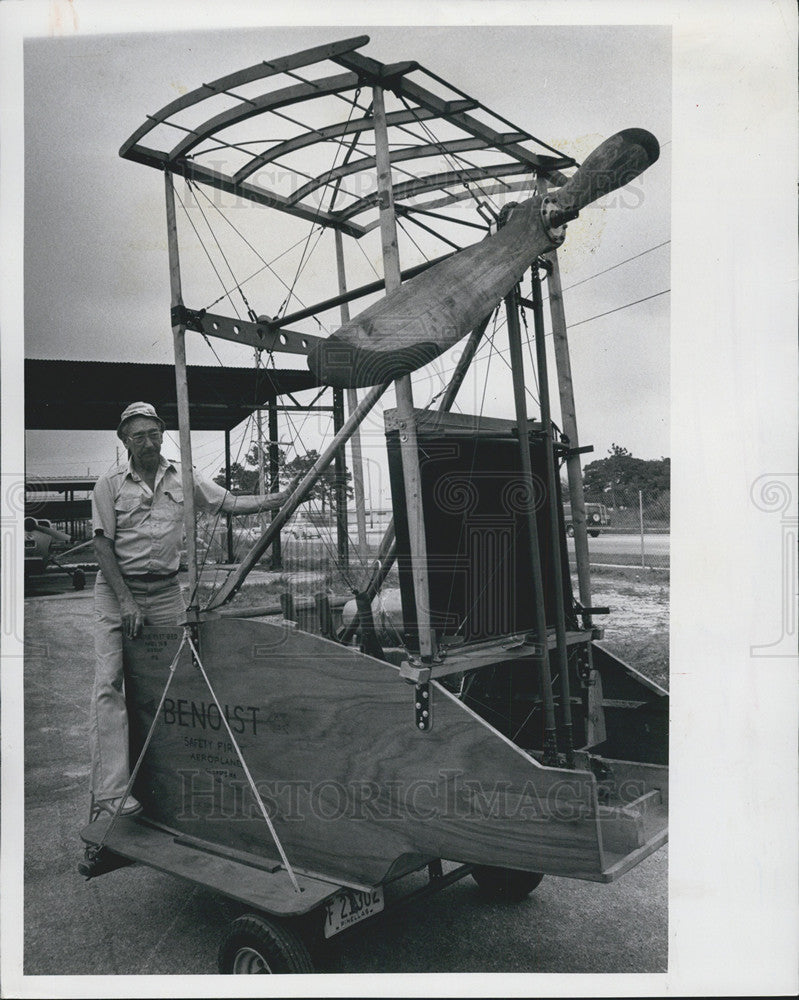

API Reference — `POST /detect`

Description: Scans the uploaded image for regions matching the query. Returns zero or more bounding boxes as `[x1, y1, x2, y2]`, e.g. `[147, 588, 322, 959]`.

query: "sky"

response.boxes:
[20, 21, 671, 498]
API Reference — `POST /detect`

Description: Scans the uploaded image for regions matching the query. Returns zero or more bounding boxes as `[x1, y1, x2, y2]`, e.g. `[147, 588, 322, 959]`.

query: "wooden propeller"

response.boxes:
[308, 129, 659, 388]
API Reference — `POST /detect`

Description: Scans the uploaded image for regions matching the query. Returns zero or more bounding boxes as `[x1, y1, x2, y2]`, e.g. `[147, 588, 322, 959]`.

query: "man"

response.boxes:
[90, 401, 300, 817]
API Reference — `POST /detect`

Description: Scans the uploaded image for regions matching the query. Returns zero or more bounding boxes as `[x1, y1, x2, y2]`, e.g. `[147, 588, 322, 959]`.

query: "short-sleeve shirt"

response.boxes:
[92, 456, 228, 575]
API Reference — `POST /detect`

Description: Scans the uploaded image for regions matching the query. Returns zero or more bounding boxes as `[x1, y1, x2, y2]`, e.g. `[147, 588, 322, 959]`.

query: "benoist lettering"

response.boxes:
[162, 698, 260, 735]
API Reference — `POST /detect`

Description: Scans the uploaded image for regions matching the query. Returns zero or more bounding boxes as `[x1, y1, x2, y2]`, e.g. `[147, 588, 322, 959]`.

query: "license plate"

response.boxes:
[323, 885, 385, 938]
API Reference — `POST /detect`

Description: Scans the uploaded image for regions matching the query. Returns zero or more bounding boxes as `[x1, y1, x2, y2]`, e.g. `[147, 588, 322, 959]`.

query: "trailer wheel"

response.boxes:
[72, 569, 86, 591]
[472, 865, 544, 902]
[218, 913, 314, 974]
[588, 530, 600, 538]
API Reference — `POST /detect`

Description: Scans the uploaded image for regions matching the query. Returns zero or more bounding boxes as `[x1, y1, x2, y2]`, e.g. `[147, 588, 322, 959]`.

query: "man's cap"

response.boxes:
[117, 401, 165, 441]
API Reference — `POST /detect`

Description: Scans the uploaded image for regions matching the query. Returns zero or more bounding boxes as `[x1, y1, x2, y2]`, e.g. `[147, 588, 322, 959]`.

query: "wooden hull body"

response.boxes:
[124, 617, 665, 888]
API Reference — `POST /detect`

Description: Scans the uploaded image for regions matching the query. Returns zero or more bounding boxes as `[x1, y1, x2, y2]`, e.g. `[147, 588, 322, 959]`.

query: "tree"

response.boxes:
[214, 443, 283, 495]
[582, 444, 670, 507]
[283, 450, 353, 515]
[214, 445, 352, 515]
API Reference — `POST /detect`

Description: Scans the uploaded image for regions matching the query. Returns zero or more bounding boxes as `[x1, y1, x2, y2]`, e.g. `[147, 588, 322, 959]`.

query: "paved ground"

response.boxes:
[569, 532, 669, 568]
[20, 585, 667, 978]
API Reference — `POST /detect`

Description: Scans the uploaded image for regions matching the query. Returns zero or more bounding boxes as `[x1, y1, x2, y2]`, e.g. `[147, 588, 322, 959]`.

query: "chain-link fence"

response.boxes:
[41, 493, 669, 577]
[578, 487, 670, 569]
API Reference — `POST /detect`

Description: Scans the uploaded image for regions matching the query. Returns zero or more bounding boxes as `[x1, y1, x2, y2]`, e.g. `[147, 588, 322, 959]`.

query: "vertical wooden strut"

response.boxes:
[336, 311, 492, 646]
[164, 172, 199, 621]
[372, 83, 436, 661]
[504, 287, 558, 765]
[530, 263, 574, 767]
[537, 177, 593, 626]
[334, 230, 369, 570]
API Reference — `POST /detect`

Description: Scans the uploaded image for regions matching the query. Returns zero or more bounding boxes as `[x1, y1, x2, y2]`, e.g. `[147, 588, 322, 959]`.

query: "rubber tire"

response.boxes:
[472, 865, 544, 902]
[72, 568, 86, 591]
[589, 530, 600, 538]
[565, 524, 575, 537]
[217, 913, 314, 974]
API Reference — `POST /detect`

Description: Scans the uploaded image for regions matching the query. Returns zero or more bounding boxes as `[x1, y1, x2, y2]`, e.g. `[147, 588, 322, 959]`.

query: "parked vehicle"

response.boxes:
[24, 517, 87, 589]
[563, 502, 610, 538]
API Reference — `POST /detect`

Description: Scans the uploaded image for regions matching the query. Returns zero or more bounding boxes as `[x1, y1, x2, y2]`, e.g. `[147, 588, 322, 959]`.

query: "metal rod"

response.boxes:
[537, 177, 593, 627]
[333, 387, 349, 569]
[530, 265, 574, 766]
[224, 429, 234, 563]
[271, 252, 453, 329]
[437, 311, 492, 412]
[373, 81, 436, 662]
[164, 172, 200, 617]
[268, 402, 282, 570]
[334, 229, 369, 570]
[207, 382, 389, 609]
[185, 632, 302, 894]
[504, 287, 558, 764]
[255, 400, 266, 533]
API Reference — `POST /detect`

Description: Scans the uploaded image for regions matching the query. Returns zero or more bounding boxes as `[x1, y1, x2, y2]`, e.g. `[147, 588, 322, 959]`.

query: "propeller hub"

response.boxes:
[540, 195, 568, 245]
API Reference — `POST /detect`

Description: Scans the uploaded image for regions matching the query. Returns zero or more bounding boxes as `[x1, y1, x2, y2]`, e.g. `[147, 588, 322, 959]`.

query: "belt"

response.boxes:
[122, 571, 179, 582]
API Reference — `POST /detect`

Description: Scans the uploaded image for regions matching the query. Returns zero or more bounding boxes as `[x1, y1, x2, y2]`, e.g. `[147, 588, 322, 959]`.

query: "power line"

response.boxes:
[414, 286, 670, 388]
[567, 289, 670, 329]
[558, 240, 670, 295]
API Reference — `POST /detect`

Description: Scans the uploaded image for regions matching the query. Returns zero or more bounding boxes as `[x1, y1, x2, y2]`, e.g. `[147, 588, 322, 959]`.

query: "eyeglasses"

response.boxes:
[126, 430, 163, 445]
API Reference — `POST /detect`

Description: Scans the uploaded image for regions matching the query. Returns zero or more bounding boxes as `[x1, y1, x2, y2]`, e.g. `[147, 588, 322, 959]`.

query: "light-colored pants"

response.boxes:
[90, 572, 185, 800]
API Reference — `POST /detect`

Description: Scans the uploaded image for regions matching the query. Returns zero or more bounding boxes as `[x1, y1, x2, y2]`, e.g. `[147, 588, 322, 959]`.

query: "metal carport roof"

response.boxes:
[25, 359, 321, 433]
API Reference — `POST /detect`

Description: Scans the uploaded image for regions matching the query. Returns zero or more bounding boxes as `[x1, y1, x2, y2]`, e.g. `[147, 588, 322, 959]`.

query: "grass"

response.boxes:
[601, 631, 670, 690]
[197, 559, 669, 688]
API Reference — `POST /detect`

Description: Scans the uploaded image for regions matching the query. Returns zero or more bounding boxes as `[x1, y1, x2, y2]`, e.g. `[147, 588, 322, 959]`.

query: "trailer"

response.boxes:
[81, 35, 667, 973]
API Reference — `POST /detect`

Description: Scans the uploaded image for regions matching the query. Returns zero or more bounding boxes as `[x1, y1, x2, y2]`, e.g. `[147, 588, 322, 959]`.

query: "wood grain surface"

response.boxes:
[306, 197, 556, 387]
[124, 620, 607, 885]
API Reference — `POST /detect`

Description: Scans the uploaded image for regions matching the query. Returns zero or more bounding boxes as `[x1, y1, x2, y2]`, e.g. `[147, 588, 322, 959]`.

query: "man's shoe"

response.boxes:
[95, 795, 142, 817]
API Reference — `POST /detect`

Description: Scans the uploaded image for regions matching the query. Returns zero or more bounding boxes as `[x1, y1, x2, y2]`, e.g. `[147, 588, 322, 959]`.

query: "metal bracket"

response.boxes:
[414, 682, 432, 731]
[573, 644, 592, 686]
[172, 303, 323, 355]
[170, 303, 199, 328]
[184, 619, 201, 670]
[540, 194, 568, 246]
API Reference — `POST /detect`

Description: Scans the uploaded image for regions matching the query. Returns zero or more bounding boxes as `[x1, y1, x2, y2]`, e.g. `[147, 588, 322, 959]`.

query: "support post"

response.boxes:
[334, 229, 369, 570]
[164, 172, 199, 620]
[224, 429, 234, 563]
[332, 387, 349, 569]
[530, 264, 574, 766]
[639, 489, 646, 568]
[373, 82, 436, 661]
[268, 401, 282, 570]
[254, 352, 267, 537]
[505, 287, 558, 765]
[337, 312, 493, 645]
[538, 177, 593, 627]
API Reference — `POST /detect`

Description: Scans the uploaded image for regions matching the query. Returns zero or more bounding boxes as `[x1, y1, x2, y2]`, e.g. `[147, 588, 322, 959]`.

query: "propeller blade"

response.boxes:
[308, 128, 659, 389]
[548, 128, 660, 226]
